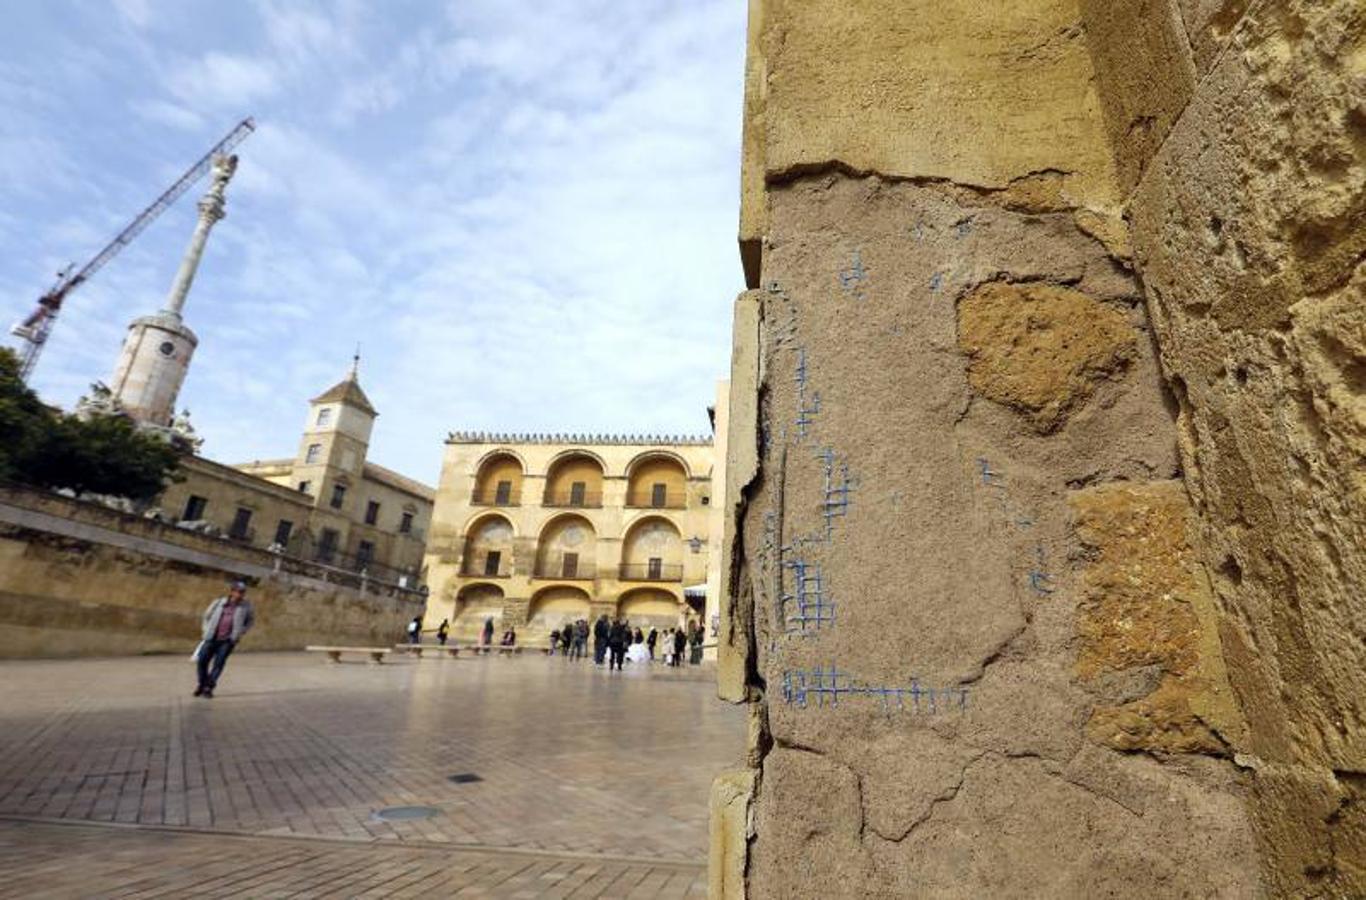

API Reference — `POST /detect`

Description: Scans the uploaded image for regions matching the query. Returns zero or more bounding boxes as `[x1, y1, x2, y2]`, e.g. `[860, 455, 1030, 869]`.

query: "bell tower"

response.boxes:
[292, 353, 378, 516]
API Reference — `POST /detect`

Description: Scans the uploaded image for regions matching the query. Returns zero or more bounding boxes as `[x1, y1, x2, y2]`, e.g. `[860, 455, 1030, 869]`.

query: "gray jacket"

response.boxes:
[202, 597, 255, 642]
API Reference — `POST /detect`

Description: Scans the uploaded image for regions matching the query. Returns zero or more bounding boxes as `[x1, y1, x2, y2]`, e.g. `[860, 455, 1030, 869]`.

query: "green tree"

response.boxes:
[0, 348, 183, 500]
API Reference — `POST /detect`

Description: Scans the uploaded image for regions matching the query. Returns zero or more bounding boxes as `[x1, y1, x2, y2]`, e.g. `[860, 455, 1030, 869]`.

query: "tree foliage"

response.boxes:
[0, 348, 183, 500]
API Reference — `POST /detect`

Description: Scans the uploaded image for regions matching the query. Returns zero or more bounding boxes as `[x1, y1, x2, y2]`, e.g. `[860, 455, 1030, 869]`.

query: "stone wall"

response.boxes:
[717, 0, 1364, 896]
[0, 484, 423, 658]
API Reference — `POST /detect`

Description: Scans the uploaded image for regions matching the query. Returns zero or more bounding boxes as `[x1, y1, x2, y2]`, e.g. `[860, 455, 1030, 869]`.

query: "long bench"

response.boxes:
[458, 644, 524, 656]
[305, 645, 389, 664]
[393, 644, 461, 659]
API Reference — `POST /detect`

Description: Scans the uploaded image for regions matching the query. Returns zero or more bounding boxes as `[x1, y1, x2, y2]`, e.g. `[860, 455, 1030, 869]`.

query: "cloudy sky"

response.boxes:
[0, 0, 746, 484]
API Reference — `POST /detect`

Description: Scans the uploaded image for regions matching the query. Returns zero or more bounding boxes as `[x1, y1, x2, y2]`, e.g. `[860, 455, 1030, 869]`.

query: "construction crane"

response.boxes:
[9, 117, 256, 383]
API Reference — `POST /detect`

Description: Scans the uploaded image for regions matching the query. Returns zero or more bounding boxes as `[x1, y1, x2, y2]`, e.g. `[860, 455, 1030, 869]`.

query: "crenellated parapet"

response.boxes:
[446, 431, 713, 447]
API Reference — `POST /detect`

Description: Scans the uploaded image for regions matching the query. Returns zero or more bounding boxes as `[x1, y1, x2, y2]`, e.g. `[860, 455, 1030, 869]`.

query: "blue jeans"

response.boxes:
[197, 638, 235, 690]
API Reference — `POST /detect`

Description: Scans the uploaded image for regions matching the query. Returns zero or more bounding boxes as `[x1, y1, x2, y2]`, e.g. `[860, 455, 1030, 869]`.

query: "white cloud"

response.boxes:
[166, 52, 279, 110]
[131, 98, 205, 131]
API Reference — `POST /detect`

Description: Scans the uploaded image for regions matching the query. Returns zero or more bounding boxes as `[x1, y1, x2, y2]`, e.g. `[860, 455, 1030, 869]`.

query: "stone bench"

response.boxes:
[305, 645, 389, 664]
[393, 644, 461, 659]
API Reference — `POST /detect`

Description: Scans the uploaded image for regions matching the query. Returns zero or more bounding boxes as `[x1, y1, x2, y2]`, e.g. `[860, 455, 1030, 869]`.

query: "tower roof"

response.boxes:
[310, 374, 376, 416]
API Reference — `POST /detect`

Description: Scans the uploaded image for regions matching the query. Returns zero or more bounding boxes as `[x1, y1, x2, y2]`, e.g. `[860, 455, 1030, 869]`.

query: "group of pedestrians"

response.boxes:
[548, 618, 591, 659]
[549, 614, 705, 671]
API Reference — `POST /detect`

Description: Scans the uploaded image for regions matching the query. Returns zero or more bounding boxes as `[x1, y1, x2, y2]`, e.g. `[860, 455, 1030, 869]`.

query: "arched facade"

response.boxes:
[473, 451, 524, 506]
[618, 587, 685, 633]
[535, 514, 595, 579]
[423, 434, 716, 648]
[526, 585, 592, 636]
[625, 453, 689, 508]
[543, 452, 605, 508]
[462, 513, 514, 577]
[451, 582, 505, 642]
[620, 515, 683, 581]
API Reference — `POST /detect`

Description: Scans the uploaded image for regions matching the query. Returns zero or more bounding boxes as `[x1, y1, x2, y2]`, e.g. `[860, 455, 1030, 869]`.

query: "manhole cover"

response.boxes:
[372, 806, 442, 822]
[448, 773, 482, 784]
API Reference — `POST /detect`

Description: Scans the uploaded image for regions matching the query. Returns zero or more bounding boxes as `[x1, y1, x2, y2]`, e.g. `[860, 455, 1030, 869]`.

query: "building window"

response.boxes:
[305, 443, 323, 464]
[399, 512, 413, 534]
[494, 480, 512, 505]
[228, 507, 252, 540]
[318, 528, 339, 563]
[648, 557, 663, 580]
[330, 484, 346, 509]
[273, 520, 293, 547]
[356, 540, 374, 569]
[182, 495, 208, 521]
[562, 552, 579, 578]
[569, 481, 586, 507]
[484, 550, 501, 576]
[365, 500, 380, 525]
[316, 408, 332, 427]
[651, 482, 667, 508]
[298, 480, 311, 495]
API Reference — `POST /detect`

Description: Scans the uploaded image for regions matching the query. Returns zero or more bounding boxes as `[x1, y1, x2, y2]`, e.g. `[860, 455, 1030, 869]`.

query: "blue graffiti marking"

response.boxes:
[838, 250, 869, 301]
[782, 666, 970, 713]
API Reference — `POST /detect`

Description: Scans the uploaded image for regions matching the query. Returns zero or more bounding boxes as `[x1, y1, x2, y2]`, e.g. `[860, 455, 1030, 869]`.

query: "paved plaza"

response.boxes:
[0, 651, 746, 897]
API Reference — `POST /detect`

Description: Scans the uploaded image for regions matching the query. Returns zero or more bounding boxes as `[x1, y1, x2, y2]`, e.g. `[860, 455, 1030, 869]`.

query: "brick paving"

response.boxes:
[0, 652, 743, 896]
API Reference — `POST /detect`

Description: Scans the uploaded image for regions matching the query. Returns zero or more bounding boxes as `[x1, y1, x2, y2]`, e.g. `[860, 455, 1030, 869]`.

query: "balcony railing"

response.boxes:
[618, 562, 684, 582]
[625, 490, 686, 509]
[470, 488, 521, 507]
[542, 489, 603, 509]
[532, 560, 596, 580]
[460, 562, 511, 578]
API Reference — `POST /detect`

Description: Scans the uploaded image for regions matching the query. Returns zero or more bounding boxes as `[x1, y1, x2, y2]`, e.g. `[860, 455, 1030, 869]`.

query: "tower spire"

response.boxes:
[350, 344, 361, 380]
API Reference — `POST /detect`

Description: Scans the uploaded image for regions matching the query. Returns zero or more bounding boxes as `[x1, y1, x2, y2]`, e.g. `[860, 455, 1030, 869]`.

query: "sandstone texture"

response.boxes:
[719, 0, 1365, 896]
[958, 281, 1137, 432]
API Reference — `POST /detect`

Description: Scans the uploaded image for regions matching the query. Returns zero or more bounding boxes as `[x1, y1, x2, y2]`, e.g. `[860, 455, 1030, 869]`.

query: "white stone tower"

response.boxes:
[109, 153, 238, 426]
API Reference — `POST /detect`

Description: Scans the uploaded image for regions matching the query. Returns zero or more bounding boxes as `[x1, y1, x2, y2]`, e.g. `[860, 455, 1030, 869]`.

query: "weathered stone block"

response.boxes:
[1069, 480, 1245, 754]
[958, 281, 1138, 432]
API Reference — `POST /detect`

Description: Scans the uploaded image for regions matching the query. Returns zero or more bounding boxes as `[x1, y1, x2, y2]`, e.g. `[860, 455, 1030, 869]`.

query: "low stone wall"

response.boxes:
[0, 484, 423, 659]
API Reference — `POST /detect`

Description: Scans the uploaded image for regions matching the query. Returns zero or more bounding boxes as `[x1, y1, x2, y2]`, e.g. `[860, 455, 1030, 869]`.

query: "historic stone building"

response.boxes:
[712, 1, 1364, 898]
[158, 363, 434, 584]
[421, 433, 715, 644]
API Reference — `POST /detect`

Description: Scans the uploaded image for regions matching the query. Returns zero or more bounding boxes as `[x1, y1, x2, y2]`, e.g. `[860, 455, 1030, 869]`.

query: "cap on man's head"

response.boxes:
[230, 580, 248, 591]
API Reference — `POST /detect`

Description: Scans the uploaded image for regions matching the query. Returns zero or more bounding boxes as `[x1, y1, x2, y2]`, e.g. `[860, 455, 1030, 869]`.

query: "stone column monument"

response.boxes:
[109, 153, 238, 427]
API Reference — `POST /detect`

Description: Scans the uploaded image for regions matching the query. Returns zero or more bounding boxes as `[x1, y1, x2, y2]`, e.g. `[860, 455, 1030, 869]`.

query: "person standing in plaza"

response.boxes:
[593, 613, 610, 665]
[573, 618, 588, 660]
[436, 619, 450, 646]
[647, 627, 658, 661]
[407, 616, 422, 644]
[690, 621, 704, 665]
[482, 616, 495, 648]
[608, 617, 629, 671]
[672, 626, 686, 668]
[194, 580, 255, 698]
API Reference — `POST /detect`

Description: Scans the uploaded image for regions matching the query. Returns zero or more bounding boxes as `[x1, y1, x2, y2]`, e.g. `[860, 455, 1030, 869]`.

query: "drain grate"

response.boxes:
[372, 805, 441, 822]
[448, 773, 482, 784]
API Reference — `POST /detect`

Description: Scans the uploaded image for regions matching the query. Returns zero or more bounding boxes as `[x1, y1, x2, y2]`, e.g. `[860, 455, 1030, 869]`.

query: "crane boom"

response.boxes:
[10, 117, 256, 382]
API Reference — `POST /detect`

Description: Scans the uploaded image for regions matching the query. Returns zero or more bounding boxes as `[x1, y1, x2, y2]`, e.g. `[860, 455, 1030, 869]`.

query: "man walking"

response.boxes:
[195, 580, 255, 698]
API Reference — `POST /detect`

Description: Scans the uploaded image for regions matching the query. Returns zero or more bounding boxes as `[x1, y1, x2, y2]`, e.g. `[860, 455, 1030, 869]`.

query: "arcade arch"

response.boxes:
[620, 516, 683, 581]
[473, 452, 524, 505]
[462, 513, 513, 577]
[535, 514, 595, 579]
